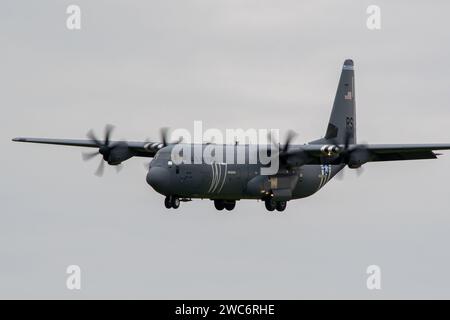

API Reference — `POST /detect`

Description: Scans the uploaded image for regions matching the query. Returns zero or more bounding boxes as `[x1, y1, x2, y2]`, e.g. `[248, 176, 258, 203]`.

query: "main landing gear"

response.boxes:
[264, 199, 287, 212]
[214, 200, 236, 211]
[164, 195, 180, 209]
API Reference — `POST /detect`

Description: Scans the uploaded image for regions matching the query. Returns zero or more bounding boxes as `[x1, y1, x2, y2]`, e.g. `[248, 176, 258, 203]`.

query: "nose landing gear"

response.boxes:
[164, 195, 180, 209]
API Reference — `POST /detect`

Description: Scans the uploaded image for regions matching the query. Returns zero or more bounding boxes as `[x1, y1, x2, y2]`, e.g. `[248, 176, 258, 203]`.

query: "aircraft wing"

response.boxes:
[361, 144, 450, 162]
[13, 137, 450, 163]
[12, 137, 161, 157]
[286, 143, 450, 165]
[13, 137, 99, 148]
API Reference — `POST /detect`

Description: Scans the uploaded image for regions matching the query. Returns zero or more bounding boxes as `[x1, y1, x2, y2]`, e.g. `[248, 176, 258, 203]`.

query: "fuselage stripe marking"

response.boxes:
[318, 166, 325, 189]
[212, 162, 220, 193]
[217, 163, 228, 193]
[207, 163, 215, 193]
[318, 164, 332, 190]
[326, 165, 332, 183]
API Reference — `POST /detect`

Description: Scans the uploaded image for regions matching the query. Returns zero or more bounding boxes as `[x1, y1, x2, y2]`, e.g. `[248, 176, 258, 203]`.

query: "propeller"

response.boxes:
[146, 127, 183, 150]
[336, 164, 364, 181]
[143, 161, 151, 172]
[160, 127, 169, 147]
[267, 130, 298, 155]
[281, 130, 298, 154]
[330, 127, 352, 162]
[265, 130, 300, 169]
[332, 128, 369, 179]
[82, 124, 123, 177]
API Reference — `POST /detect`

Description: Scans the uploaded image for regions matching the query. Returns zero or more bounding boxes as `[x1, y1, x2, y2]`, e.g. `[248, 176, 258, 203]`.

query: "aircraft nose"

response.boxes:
[146, 166, 171, 194]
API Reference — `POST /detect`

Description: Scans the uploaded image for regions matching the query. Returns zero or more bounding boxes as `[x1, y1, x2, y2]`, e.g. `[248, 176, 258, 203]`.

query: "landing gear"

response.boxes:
[172, 197, 180, 209]
[264, 199, 276, 211]
[164, 195, 180, 209]
[276, 201, 287, 212]
[164, 196, 171, 209]
[214, 200, 236, 211]
[224, 201, 236, 211]
[265, 199, 287, 212]
[214, 200, 225, 211]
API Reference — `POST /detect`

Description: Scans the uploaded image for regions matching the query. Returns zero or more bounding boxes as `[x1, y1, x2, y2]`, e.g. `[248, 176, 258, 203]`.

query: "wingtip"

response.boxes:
[12, 137, 30, 142]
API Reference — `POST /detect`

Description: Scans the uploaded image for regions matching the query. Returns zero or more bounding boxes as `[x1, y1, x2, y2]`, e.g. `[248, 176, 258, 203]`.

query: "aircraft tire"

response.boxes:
[164, 196, 172, 209]
[224, 201, 236, 211]
[264, 199, 276, 211]
[276, 201, 287, 212]
[214, 200, 225, 211]
[171, 197, 180, 209]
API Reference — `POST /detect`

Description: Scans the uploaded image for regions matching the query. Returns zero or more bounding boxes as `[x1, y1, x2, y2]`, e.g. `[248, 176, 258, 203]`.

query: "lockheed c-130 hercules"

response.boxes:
[12, 60, 450, 212]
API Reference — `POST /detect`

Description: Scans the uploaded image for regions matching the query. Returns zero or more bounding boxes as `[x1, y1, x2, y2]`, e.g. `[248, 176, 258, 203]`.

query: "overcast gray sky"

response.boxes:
[1, 0, 450, 299]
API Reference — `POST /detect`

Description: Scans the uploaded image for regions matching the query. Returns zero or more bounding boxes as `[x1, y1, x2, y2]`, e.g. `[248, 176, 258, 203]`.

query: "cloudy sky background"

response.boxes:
[1, 0, 450, 298]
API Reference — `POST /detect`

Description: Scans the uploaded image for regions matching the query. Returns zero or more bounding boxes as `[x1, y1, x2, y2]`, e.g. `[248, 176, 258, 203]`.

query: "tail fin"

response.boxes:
[324, 59, 356, 144]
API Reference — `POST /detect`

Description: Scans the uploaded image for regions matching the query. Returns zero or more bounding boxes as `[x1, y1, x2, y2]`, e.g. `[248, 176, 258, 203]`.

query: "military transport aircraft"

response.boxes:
[12, 60, 450, 212]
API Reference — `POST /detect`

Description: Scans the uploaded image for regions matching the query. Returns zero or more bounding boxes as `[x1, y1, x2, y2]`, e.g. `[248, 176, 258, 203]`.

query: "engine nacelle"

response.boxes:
[106, 144, 133, 165]
[348, 148, 371, 168]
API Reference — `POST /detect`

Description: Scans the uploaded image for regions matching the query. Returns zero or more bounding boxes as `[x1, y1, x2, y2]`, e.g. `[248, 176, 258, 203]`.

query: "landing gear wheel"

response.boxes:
[214, 200, 225, 211]
[165, 196, 180, 209]
[276, 201, 287, 212]
[224, 201, 236, 211]
[264, 199, 276, 211]
[164, 196, 172, 209]
[171, 197, 180, 209]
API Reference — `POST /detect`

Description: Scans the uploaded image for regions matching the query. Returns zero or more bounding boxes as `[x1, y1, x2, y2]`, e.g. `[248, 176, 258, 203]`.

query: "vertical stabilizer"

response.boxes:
[324, 59, 356, 144]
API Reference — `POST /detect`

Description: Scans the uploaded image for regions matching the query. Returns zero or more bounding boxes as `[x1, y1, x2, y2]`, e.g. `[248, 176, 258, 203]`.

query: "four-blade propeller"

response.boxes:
[82, 125, 123, 177]
[329, 128, 370, 179]
[83, 126, 183, 177]
[267, 130, 298, 156]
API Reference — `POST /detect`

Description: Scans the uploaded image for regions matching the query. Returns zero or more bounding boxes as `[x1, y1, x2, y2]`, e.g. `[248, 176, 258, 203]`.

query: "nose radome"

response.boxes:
[146, 167, 171, 195]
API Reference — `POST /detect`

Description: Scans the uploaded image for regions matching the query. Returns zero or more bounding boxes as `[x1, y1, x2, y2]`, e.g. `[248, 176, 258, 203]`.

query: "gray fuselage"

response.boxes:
[146, 144, 343, 201]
